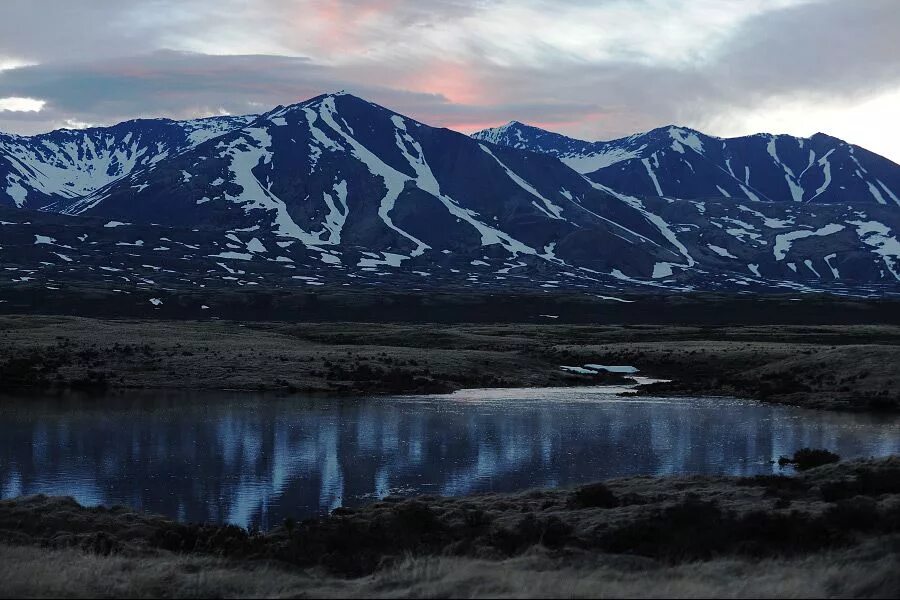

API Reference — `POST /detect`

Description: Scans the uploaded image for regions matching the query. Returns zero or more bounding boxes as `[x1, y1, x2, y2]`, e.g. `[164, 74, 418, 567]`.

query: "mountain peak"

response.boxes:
[1, 91, 898, 295]
[810, 131, 846, 144]
[472, 120, 567, 146]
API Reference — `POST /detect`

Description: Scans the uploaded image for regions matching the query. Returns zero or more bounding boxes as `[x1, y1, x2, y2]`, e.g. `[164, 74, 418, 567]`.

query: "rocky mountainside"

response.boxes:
[0, 115, 254, 210]
[0, 93, 898, 300]
[472, 121, 900, 207]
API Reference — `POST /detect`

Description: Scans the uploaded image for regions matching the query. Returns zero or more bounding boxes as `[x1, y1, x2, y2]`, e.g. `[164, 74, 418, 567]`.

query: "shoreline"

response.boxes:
[1, 457, 897, 597]
[2, 316, 899, 412]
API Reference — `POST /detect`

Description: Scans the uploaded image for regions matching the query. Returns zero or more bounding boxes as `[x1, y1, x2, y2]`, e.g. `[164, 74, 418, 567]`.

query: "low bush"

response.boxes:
[600, 496, 847, 561]
[820, 466, 900, 501]
[778, 448, 840, 471]
[568, 483, 619, 509]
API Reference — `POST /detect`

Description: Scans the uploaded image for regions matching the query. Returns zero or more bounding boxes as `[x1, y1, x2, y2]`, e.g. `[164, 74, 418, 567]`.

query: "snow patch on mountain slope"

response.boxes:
[182, 115, 255, 145]
[708, 244, 737, 258]
[784, 172, 805, 203]
[797, 149, 815, 179]
[479, 144, 564, 220]
[773, 224, 845, 260]
[319, 180, 348, 244]
[736, 204, 792, 229]
[2, 136, 151, 200]
[318, 97, 430, 256]
[876, 180, 900, 207]
[246, 237, 267, 253]
[473, 121, 514, 145]
[652, 262, 674, 278]
[606, 267, 686, 290]
[804, 259, 821, 278]
[849, 220, 900, 280]
[641, 158, 664, 196]
[766, 137, 804, 202]
[1, 116, 250, 211]
[211, 251, 253, 261]
[388, 122, 536, 257]
[586, 179, 695, 267]
[383, 116, 537, 257]
[809, 149, 834, 200]
[222, 127, 316, 244]
[866, 181, 887, 205]
[358, 252, 409, 268]
[559, 146, 643, 173]
[668, 128, 704, 154]
[824, 253, 840, 279]
[303, 107, 344, 154]
[5, 176, 27, 207]
[738, 184, 763, 203]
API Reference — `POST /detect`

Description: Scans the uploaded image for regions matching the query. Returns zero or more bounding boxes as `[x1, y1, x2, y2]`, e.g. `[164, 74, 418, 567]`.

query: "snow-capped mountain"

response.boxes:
[42, 92, 687, 276]
[0, 93, 899, 298]
[0, 114, 254, 209]
[472, 122, 900, 207]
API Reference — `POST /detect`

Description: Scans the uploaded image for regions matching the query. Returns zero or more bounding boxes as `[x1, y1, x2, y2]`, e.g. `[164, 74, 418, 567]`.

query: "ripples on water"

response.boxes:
[1, 387, 897, 530]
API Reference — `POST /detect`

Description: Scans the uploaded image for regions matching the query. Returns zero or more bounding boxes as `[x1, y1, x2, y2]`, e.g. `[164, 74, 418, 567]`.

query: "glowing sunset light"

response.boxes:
[0, 0, 897, 161]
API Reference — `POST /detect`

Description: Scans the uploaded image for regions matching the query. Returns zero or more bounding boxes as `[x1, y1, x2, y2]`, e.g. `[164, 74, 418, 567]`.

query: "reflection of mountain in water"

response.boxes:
[1, 390, 897, 530]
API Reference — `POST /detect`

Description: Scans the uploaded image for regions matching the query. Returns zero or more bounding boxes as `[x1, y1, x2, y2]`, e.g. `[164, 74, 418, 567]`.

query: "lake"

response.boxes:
[1, 386, 898, 530]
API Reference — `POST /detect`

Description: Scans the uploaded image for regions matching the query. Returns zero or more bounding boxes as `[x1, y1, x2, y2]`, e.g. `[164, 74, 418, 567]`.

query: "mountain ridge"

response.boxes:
[0, 92, 898, 297]
[472, 120, 900, 207]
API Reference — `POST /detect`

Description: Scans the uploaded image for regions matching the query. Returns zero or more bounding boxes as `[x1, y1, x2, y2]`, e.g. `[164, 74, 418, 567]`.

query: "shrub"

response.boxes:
[824, 497, 880, 531]
[820, 467, 900, 501]
[393, 502, 443, 535]
[600, 496, 846, 560]
[778, 448, 840, 471]
[489, 514, 574, 554]
[568, 483, 619, 509]
[736, 474, 810, 498]
[283, 517, 296, 534]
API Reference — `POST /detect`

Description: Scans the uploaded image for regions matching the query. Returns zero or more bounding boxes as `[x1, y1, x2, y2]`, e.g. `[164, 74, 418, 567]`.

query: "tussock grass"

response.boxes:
[2, 458, 898, 597]
[2, 316, 900, 410]
[1, 541, 898, 598]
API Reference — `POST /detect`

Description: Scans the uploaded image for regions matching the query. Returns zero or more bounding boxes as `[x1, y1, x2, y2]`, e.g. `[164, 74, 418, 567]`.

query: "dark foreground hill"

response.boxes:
[1, 457, 897, 597]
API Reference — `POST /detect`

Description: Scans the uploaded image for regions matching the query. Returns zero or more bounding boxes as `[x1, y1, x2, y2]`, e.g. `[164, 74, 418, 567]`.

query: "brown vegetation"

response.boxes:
[1, 541, 898, 598]
[0, 457, 898, 598]
[2, 317, 899, 411]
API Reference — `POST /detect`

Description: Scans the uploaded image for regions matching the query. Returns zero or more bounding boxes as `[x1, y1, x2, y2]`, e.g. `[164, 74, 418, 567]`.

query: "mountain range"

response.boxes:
[1, 91, 899, 299]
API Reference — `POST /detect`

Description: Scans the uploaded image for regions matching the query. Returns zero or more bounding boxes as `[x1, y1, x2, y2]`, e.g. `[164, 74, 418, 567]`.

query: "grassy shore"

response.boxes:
[1, 457, 898, 598]
[2, 316, 899, 411]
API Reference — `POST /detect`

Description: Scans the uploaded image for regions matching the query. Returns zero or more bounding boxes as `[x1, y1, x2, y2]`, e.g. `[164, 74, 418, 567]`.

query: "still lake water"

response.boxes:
[1, 386, 898, 530]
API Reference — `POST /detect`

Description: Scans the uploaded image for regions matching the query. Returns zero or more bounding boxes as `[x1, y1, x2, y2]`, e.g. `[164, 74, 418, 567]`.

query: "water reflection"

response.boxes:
[1, 387, 897, 530]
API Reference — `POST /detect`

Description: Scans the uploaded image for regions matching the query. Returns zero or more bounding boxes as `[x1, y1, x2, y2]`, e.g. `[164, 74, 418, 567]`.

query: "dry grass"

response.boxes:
[0, 316, 594, 394]
[2, 458, 899, 589]
[0, 543, 319, 598]
[2, 542, 897, 599]
[2, 316, 900, 409]
[2, 458, 899, 597]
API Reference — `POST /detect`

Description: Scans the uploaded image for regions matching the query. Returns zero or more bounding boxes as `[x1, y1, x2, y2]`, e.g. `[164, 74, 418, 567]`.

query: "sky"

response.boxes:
[1, 0, 899, 162]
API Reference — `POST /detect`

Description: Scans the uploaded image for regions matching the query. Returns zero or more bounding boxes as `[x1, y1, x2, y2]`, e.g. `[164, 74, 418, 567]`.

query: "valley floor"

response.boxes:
[1, 316, 899, 412]
[1, 458, 898, 598]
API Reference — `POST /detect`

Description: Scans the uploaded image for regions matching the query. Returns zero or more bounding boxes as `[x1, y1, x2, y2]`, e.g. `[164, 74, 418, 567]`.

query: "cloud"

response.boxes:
[0, 97, 45, 112]
[0, 0, 898, 160]
[711, 0, 900, 101]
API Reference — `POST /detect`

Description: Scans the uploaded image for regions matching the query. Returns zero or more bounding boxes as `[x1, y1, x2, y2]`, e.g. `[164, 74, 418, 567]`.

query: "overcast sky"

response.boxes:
[1, 0, 899, 161]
